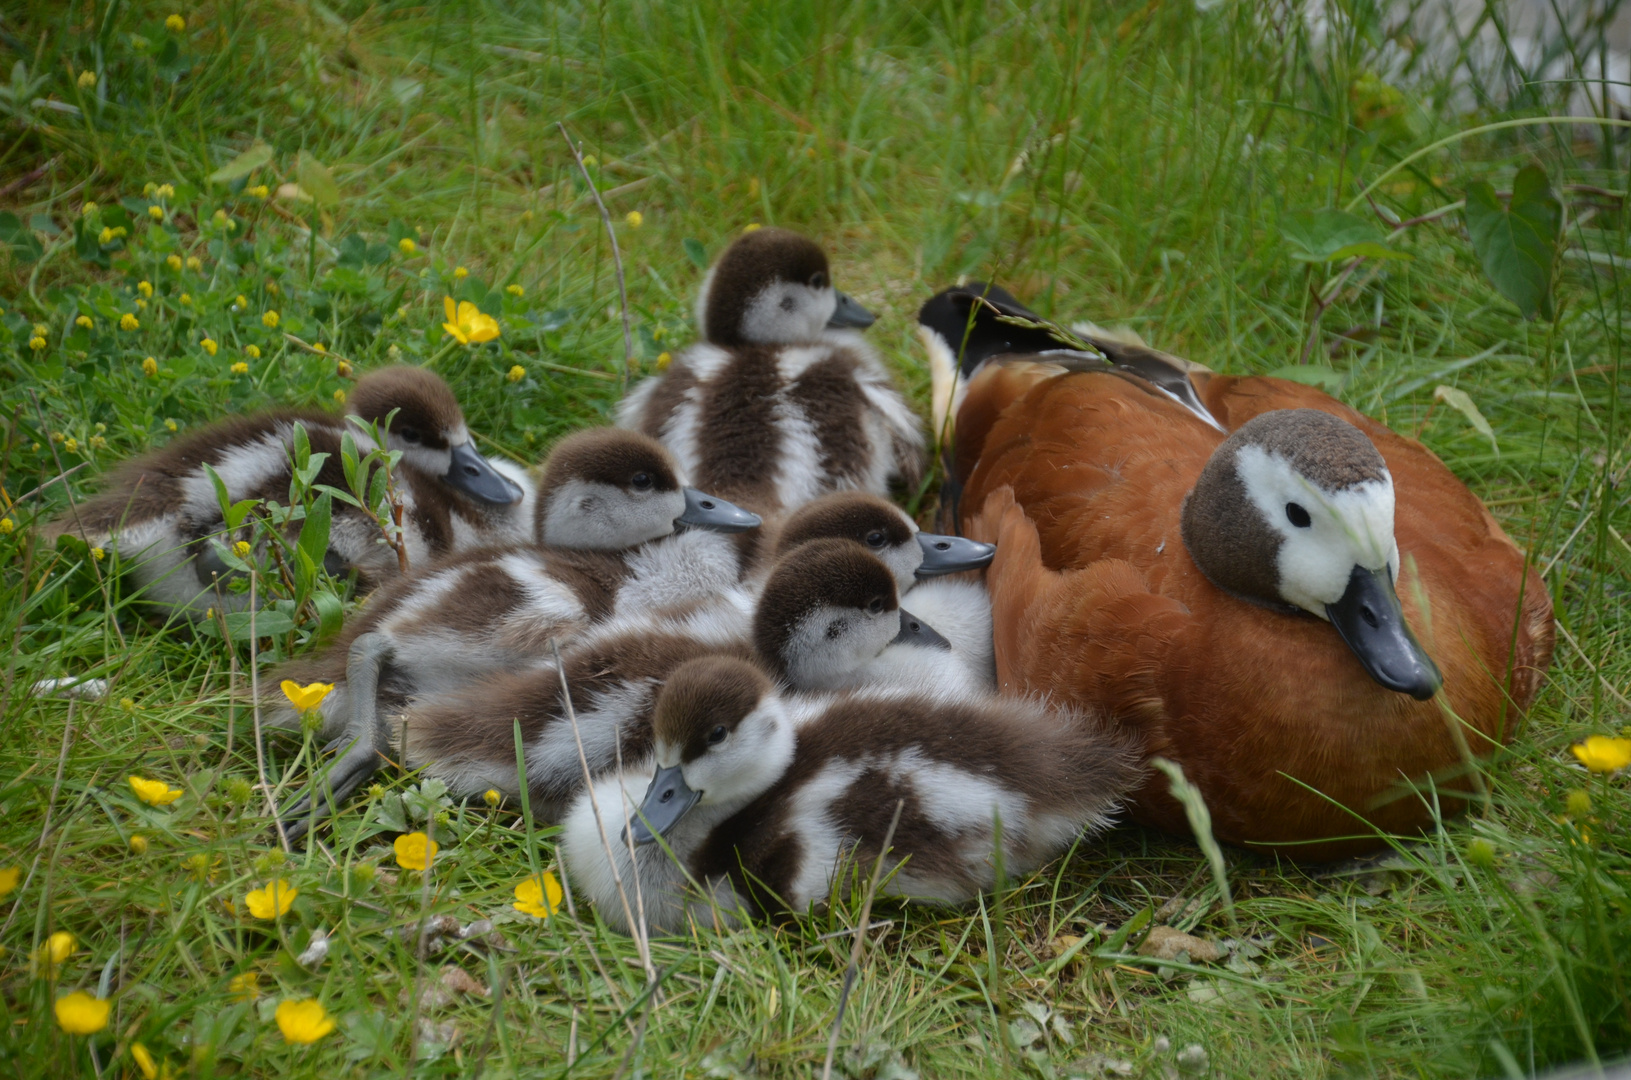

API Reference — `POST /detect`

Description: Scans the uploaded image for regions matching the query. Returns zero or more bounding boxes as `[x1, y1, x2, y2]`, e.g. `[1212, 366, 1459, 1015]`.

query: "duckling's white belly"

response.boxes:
[898, 579, 995, 689]
[613, 531, 746, 617]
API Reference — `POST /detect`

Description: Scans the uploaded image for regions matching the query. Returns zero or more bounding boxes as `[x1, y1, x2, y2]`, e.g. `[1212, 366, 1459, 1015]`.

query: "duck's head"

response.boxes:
[1180, 409, 1441, 699]
[755, 538, 951, 690]
[348, 366, 524, 506]
[774, 492, 995, 592]
[533, 428, 761, 550]
[629, 656, 792, 845]
[696, 228, 875, 347]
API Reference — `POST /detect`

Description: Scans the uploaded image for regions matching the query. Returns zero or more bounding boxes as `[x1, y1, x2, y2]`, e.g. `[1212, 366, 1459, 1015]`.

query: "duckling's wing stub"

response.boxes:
[445, 442, 525, 505]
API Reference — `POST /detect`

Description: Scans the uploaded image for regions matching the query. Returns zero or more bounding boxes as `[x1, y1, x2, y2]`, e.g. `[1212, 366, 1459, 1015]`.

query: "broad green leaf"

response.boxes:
[203, 463, 231, 519]
[1267, 364, 1345, 392]
[1464, 165, 1561, 320]
[1433, 385, 1498, 454]
[1281, 209, 1410, 263]
[221, 609, 296, 640]
[308, 589, 346, 642]
[223, 497, 259, 529]
[682, 237, 707, 268]
[295, 152, 340, 209]
[208, 141, 273, 184]
[297, 492, 332, 570]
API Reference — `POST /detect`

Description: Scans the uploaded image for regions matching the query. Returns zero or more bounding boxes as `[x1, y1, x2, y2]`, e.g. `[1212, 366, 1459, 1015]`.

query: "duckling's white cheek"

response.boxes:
[784, 607, 897, 689]
[740, 284, 830, 344]
[540, 481, 682, 550]
[692, 703, 793, 807]
[401, 444, 453, 477]
[880, 539, 923, 592]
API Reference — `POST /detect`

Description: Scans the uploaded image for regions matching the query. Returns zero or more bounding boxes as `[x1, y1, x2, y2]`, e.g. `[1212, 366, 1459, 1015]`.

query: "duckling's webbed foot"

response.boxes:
[279, 632, 394, 843]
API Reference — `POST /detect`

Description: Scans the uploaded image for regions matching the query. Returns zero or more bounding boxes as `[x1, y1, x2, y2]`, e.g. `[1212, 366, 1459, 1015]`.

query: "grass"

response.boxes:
[1, 0, 1629, 1076]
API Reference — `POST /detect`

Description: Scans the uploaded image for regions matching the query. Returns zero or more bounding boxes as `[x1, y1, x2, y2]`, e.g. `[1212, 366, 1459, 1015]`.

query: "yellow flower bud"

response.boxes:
[505, 283, 524, 297]
[244, 344, 261, 359]
[743, 222, 761, 233]
[28, 337, 46, 352]
[81, 202, 98, 217]
[75, 315, 93, 329]
[142, 356, 157, 376]
[129, 834, 148, 855]
[149, 205, 165, 221]
[231, 361, 249, 376]
[398, 238, 417, 255]
[507, 365, 525, 383]
[454, 266, 469, 280]
[333, 389, 346, 403]
[336, 360, 353, 377]
[77, 70, 97, 89]
[64, 438, 79, 454]
[165, 419, 178, 432]
[262, 310, 279, 328]
[247, 185, 270, 199]
[120, 313, 140, 331]
[137, 280, 153, 297]
[200, 338, 218, 356]
[186, 256, 201, 272]
[98, 227, 114, 244]
[90, 547, 104, 560]
[483, 789, 502, 807]
[165, 13, 185, 32]
[157, 184, 175, 199]
[312, 342, 326, 353]
[166, 254, 182, 271]
[0, 519, 12, 535]
[179, 293, 192, 306]
[625, 210, 643, 228]
[232, 540, 251, 558]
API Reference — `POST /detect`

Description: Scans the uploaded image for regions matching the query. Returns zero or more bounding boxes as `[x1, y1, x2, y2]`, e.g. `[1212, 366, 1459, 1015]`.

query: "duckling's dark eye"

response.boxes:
[867, 596, 886, 615]
[707, 725, 728, 745]
[1286, 502, 1312, 528]
[810, 271, 828, 289]
[865, 530, 886, 547]
[631, 472, 653, 491]
[397, 426, 421, 444]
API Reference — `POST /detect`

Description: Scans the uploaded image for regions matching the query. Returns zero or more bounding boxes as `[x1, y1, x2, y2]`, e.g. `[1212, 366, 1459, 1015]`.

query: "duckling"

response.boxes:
[762, 491, 994, 590]
[270, 428, 759, 837]
[52, 366, 529, 617]
[562, 656, 1142, 935]
[935, 284, 1553, 858]
[292, 529, 969, 836]
[617, 228, 925, 516]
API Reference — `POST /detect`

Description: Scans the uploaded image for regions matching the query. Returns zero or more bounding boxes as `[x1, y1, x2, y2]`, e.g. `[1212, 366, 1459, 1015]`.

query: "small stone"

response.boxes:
[1137, 926, 1222, 963]
[439, 965, 489, 998]
[296, 929, 329, 969]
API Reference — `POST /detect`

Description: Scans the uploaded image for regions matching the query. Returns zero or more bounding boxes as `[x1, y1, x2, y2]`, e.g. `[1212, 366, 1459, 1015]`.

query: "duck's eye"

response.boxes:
[397, 426, 421, 444]
[867, 596, 886, 615]
[1285, 502, 1312, 529]
[810, 271, 828, 289]
[707, 725, 728, 745]
[631, 472, 653, 491]
[865, 530, 886, 547]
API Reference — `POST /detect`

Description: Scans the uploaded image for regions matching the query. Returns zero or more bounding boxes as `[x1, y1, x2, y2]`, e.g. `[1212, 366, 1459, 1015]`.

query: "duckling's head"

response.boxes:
[755, 538, 949, 690]
[348, 366, 523, 505]
[1180, 409, 1441, 699]
[534, 428, 761, 550]
[696, 228, 875, 347]
[774, 492, 995, 592]
[630, 656, 792, 844]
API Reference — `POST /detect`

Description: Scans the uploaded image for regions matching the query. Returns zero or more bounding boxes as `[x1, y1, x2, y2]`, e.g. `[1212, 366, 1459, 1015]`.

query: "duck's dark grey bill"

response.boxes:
[628, 765, 701, 846]
[915, 532, 996, 576]
[894, 608, 952, 650]
[1325, 564, 1442, 700]
[678, 488, 762, 533]
[827, 291, 876, 330]
[445, 441, 525, 505]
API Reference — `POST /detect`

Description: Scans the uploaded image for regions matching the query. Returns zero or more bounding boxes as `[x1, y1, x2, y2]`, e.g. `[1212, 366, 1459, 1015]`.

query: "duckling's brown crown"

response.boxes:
[753, 538, 900, 675]
[536, 428, 681, 499]
[704, 228, 831, 346]
[773, 492, 914, 560]
[655, 656, 773, 764]
[347, 366, 465, 449]
[1179, 409, 1388, 608]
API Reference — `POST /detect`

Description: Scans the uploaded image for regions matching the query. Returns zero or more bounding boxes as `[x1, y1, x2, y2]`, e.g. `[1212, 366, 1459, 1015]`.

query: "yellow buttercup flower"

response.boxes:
[262, 310, 279, 328]
[165, 255, 182, 271]
[1573, 735, 1631, 773]
[507, 365, 525, 383]
[483, 789, 501, 808]
[336, 359, 353, 377]
[398, 237, 417, 255]
[120, 313, 140, 331]
[54, 991, 109, 1035]
[229, 971, 260, 1001]
[244, 879, 297, 919]
[505, 283, 524, 297]
[142, 356, 158, 376]
[129, 775, 183, 806]
[248, 184, 270, 199]
[453, 266, 469, 280]
[280, 680, 332, 713]
[164, 419, 177, 432]
[40, 930, 75, 967]
[655, 351, 672, 371]
[230, 362, 248, 376]
[275, 998, 335, 1044]
[75, 315, 93, 329]
[232, 540, 251, 558]
[129, 834, 149, 855]
[393, 832, 438, 871]
[165, 13, 185, 32]
[312, 342, 326, 353]
[244, 344, 260, 359]
[513, 872, 562, 918]
[625, 210, 643, 228]
[233, 293, 247, 309]
[442, 297, 499, 345]
[0, 519, 12, 535]
[0, 866, 19, 898]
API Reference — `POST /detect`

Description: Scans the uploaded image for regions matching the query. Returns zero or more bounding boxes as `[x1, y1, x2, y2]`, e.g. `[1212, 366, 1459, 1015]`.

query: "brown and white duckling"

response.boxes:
[270, 428, 758, 838]
[616, 228, 925, 516]
[562, 656, 1142, 935]
[761, 491, 993, 589]
[51, 366, 529, 617]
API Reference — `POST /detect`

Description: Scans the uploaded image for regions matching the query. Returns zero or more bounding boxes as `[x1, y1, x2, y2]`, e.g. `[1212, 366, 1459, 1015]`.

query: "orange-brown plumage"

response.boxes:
[959, 364, 1553, 860]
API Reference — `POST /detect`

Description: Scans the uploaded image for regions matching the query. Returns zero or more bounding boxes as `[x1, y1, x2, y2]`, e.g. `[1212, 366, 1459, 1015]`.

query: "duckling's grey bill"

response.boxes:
[629, 765, 702, 845]
[1324, 564, 1443, 700]
[915, 532, 996, 576]
[678, 488, 762, 532]
[827, 292, 876, 330]
[446, 442, 526, 505]
[894, 608, 953, 650]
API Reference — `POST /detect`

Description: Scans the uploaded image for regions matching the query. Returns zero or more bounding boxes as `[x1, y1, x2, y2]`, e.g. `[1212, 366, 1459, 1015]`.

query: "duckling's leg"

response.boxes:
[280, 632, 394, 843]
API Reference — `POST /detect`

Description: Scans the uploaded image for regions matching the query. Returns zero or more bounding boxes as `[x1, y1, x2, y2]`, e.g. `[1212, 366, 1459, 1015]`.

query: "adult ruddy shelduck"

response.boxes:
[921, 284, 1553, 859]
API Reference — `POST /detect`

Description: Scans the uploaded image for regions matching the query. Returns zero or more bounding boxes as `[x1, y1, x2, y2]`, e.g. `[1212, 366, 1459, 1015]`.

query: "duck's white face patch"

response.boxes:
[671, 698, 795, 809]
[538, 480, 686, 550]
[1234, 444, 1399, 616]
[738, 281, 838, 344]
[387, 422, 467, 477]
[780, 604, 900, 690]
